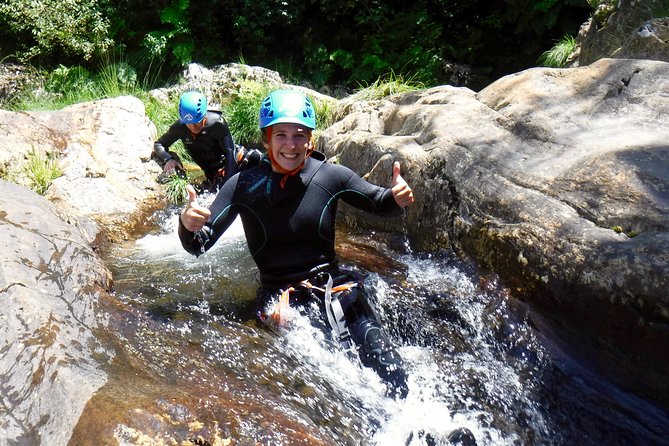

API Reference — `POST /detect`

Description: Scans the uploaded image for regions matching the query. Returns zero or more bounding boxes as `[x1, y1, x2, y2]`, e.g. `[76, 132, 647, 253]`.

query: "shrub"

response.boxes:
[23, 149, 62, 195]
[351, 71, 424, 101]
[538, 35, 576, 68]
[0, 0, 113, 61]
[224, 81, 338, 149]
[224, 82, 279, 148]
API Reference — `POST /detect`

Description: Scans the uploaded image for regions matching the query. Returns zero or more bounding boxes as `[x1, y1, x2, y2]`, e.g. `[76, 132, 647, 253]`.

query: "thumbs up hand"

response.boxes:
[180, 185, 211, 232]
[391, 161, 414, 208]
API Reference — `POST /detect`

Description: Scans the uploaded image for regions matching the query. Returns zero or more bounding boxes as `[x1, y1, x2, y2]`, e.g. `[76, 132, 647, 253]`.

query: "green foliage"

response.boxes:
[141, 92, 194, 166]
[97, 58, 138, 97]
[0, 0, 592, 93]
[9, 59, 141, 110]
[651, 2, 669, 18]
[0, 0, 113, 61]
[224, 81, 278, 148]
[352, 72, 425, 101]
[538, 35, 576, 67]
[46, 65, 99, 102]
[612, 225, 638, 238]
[23, 149, 62, 195]
[143, 93, 179, 136]
[142, 0, 194, 67]
[164, 173, 190, 204]
[314, 99, 337, 133]
[223, 81, 337, 148]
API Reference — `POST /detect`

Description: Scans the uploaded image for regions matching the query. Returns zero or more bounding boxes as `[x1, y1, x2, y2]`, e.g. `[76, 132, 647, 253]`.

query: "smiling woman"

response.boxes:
[264, 123, 313, 174]
[178, 88, 417, 399]
[259, 89, 317, 178]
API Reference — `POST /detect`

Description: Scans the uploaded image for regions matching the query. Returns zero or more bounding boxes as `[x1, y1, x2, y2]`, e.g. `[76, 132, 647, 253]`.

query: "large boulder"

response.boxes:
[320, 57, 669, 407]
[575, 0, 669, 65]
[0, 180, 112, 444]
[148, 62, 285, 107]
[149, 63, 336, 125]
[0, 95, 165, 243]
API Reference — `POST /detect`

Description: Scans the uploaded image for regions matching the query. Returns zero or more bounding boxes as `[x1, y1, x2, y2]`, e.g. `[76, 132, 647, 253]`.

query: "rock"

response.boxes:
[0, 63, 43, 108]
[320, 57, 669, 407]
[575, 0, 669, 65]
[148, 63, 336, 120]
[0, 95, 165, 243]
[0, 180, 112, 445]
[149, 62, 285, 108]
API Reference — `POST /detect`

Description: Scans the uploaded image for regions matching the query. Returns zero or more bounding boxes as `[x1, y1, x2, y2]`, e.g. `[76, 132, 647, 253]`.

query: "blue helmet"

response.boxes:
[179, 91, 207, 124]
[258, 89, 316, 130]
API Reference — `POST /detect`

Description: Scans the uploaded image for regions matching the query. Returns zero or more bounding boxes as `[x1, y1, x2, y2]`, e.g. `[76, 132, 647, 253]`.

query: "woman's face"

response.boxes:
[264, 123, 312, 172]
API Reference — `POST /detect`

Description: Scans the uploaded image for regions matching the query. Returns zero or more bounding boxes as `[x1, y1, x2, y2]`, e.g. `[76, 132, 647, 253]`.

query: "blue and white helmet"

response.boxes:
[179, 91, 207, 124]
[258, 89, 316, 130]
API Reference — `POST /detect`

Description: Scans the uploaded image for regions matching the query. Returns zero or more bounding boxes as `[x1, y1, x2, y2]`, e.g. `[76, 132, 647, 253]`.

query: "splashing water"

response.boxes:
[401, 208, 414, 256]
[103, 207, 669, 446]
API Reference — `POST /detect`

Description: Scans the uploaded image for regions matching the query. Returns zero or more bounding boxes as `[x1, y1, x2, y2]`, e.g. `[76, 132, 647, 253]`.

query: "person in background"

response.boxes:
[178, 89, 414, 398]
[152, 91, 261, 192]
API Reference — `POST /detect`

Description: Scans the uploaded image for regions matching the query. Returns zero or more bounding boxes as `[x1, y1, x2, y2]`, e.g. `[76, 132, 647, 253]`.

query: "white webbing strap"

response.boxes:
[323, 274, 352, 349]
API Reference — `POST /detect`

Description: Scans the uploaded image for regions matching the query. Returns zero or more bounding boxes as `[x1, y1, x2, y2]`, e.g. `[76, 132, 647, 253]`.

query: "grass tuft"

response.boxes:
[23, 149, 62, 195]
[538, 35, 576, 68]
[164, 173, 190, 204]
[351, 71, 424, 101]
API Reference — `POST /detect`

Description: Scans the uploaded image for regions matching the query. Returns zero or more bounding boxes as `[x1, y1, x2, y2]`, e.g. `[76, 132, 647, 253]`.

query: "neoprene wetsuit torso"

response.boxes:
[178, 150, 409, 397]
[178, 151, 401, 289]
[153, 111, 239, 183]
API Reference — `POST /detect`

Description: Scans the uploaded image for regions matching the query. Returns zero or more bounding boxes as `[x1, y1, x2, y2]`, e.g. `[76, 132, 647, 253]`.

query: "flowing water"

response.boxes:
[103, 202, 669, 446]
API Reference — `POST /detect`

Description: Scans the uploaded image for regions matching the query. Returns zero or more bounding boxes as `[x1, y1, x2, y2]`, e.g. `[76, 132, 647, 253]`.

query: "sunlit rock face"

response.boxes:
[575, 0, 669, 66]
[0, 95, 163, 244]
[320, 57, 669, 408]
[0, 180, 112, 445]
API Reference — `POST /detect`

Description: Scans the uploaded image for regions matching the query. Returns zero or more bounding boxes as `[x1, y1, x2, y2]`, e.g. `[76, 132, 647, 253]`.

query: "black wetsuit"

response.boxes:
[178, 151, 408, 397]
[153, 111, 240, 186]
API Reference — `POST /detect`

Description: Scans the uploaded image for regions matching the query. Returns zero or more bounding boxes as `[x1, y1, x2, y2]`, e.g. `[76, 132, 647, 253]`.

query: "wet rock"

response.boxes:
[320, 57, 669, 408]
[0, 180, 112, 445]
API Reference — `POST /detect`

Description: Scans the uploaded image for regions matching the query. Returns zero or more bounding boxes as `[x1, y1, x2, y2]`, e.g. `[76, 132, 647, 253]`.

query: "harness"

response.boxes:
[265, 273, 357, 349]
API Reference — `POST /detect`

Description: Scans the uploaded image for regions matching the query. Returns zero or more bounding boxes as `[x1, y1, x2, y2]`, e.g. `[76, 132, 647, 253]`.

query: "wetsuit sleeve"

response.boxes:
[153, 121, 184, 167]
[178, 174, 241, 255]
[337, 164, 402, 216]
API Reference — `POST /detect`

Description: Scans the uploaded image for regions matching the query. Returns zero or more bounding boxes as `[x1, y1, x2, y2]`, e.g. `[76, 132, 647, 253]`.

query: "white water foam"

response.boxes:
[269, 298, 496, 445]
[134, 214, 246, 258]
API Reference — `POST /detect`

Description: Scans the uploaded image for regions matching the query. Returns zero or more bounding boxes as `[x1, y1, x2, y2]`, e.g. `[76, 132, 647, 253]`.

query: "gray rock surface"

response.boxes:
[575, 0, 669, 65]
[0, 180, 112, 445]
[320, 57, 669, 405]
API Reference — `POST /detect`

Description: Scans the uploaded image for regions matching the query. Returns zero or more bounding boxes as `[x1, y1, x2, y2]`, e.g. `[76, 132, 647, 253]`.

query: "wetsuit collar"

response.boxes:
[263, 151, 326, 204]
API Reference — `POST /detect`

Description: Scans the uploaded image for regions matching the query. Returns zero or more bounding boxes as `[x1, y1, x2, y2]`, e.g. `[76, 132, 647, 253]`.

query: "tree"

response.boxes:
[0, 0, 114, 63]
